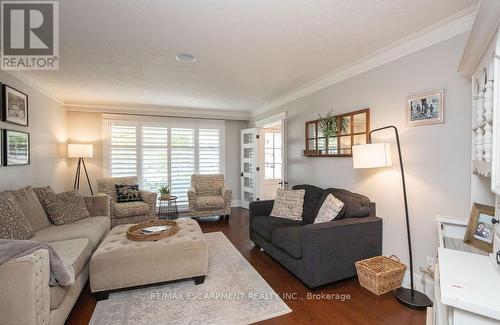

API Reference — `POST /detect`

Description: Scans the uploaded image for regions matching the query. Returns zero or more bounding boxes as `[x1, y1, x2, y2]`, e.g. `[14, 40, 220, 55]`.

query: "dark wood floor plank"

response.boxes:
[66, 208, 425, 325]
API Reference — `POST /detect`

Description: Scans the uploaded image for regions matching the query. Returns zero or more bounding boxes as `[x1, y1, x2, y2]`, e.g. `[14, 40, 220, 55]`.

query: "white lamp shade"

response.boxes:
[352, 143, 392, 169]
[68, 144, 93, 158]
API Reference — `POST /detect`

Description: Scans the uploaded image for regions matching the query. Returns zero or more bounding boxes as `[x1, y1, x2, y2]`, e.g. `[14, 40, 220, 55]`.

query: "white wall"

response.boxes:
[0, 72, 68, 192]
[253, 34, 473, 278]
[66, 111, 248, 201]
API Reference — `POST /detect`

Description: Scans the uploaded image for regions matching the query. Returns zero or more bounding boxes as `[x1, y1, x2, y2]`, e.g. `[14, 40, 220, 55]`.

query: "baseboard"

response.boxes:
[231, 200, 241, 207]
[401, 270, 434, 302]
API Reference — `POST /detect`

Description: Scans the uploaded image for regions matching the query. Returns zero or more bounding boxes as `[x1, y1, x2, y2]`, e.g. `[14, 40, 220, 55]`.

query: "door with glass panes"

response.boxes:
[240, 128, 260, 209]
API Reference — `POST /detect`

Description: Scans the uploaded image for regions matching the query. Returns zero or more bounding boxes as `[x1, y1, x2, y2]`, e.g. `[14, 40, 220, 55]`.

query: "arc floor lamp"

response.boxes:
[352, 125, 432, 309]
[68, 144, 94, 195]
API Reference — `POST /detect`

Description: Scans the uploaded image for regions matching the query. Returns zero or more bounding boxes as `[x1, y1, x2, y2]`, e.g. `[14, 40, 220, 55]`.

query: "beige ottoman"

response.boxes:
[90, 219, 208, 298]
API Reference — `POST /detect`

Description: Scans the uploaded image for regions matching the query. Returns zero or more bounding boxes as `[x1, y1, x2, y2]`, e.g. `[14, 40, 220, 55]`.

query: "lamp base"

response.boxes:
[395, 287, 432, 310]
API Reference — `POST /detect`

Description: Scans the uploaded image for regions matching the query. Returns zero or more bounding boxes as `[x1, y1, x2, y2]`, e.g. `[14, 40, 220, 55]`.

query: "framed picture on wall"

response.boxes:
[0, 129, 2, 167]
[1, 84, 29, 126]
[464, 203, 496, 253]
[406, 89, 444, 126]
[3, 129, 30, 166]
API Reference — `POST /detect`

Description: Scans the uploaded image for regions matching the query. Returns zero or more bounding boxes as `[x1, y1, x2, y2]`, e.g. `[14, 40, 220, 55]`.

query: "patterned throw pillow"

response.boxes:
[115, 185, 142, 203]
[33, 185, 56, 217]
[45, 190, 90, 225]
[270, 188, 305, 220]
[314, 194, 344, 224]
[0, 192, 34, 239]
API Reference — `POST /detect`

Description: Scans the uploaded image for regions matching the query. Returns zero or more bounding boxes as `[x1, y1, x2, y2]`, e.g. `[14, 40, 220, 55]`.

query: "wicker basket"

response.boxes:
[355, 255, 407, 295]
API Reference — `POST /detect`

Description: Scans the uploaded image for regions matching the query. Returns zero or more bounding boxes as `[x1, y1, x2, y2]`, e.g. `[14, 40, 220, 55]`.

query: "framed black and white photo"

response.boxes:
[3, 129, 30, 166]
[1, 84, 29, 126]
[0, 129, 2, 167]
[406, 89, 444, 126]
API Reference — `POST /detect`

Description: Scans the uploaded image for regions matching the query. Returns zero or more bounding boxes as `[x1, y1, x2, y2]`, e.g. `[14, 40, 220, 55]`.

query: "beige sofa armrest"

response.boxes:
[84, 194, 110, 217]
[0, 249, 50, 325]
[188, 187, 197, 211]
[222, 187, 232, 206]
[139, 190, 158, 216]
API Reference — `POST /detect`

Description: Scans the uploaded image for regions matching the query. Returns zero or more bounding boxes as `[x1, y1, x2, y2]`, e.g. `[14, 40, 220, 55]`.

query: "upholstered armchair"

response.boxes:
[97, 176, 157, 227]
[188, 174, 232, 218]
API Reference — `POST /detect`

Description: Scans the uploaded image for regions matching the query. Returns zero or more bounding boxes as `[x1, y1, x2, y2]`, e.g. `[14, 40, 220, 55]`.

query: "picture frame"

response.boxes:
[406, 89, 444, 126]
[3, 129, 30, 166]
[0, 129, 2, 167]
[1, 84, 29, 126]
[464, 203, 496, 253]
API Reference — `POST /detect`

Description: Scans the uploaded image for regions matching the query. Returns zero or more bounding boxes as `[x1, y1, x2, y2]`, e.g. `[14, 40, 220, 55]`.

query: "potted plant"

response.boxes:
[318, 109, 349, 146]
[159, 185, 170, 199]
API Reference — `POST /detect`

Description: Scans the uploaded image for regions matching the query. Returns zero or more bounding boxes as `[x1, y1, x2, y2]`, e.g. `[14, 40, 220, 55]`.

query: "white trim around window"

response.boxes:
[102, 114, 225, 208]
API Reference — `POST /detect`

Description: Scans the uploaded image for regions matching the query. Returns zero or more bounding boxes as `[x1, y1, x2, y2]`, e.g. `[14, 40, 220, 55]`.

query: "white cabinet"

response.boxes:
[432, 217, 500, 325]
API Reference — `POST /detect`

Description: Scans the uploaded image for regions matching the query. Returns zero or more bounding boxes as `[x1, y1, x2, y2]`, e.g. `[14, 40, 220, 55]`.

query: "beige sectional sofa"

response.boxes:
[0, 194, 111, 325]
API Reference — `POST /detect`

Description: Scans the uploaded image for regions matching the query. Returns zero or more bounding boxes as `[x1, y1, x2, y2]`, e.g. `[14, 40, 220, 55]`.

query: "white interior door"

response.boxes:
[241, 128, 260, 209]
[260, 126, 283, 200]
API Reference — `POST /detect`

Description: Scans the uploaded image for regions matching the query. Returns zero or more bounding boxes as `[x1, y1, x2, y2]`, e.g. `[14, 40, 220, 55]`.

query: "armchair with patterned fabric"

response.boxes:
[97, 176, 157, 227]
[188, 174, 232, 219]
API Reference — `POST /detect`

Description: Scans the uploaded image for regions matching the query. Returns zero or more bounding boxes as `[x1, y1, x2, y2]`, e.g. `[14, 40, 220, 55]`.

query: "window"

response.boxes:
[304, 108, 370, 157]
[106, 117, 224, 208]
[264, 132, 282, 179]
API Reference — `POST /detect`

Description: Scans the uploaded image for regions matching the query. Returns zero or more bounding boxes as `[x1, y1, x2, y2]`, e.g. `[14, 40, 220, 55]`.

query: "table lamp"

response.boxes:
[352, 125, 432, 309]
[68, 144, 94, 195]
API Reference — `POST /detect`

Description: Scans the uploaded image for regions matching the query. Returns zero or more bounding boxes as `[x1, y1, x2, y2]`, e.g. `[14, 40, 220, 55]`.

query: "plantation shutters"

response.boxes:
[199, 128, 221, 174]
[110, 125, 137, 177]
[171, 128, 195, 205]
[106, 117, 224, 209]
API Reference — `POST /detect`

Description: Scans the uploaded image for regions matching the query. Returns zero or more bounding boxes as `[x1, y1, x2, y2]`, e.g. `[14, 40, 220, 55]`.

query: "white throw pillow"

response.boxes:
[270, 188, 305, 220]
[314, 194, 344, 224]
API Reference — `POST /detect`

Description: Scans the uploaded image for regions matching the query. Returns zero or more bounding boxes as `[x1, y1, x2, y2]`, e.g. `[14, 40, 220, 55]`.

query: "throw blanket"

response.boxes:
[0, 239, 75, 286]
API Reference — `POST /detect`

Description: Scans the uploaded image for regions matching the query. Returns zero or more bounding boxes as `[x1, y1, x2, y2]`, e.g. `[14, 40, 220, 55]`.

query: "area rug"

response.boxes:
[90, 232, 291, 325]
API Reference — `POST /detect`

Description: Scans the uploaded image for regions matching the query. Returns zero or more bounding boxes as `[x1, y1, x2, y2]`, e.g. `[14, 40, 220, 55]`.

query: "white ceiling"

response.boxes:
[23, 0, 477, 113]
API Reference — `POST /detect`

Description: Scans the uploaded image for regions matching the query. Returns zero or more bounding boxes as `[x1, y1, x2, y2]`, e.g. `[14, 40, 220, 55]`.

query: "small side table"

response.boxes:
[158, 195, 179, 220]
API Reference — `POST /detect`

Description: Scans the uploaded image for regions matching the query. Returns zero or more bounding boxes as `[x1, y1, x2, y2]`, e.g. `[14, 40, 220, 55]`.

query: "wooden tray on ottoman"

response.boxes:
[127, 220, 179, 241]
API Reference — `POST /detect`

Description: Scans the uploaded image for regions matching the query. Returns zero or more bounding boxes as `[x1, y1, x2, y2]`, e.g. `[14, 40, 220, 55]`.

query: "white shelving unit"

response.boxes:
[432, 217, 500, 325]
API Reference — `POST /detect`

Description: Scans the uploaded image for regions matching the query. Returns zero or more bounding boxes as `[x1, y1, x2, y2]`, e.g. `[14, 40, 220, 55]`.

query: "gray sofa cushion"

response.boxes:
[292, 184, 324, 225]
[31, 216, 110, 251]
[272, 226, 302, 259]
[48, 238, 92, 310]
[319, 188, 371, 219]
[252, 216, 301, 242]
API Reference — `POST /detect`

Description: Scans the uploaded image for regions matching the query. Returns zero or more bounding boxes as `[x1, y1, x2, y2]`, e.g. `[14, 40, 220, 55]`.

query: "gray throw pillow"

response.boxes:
[45, 190, 90, 225]
[33, 185, 56, 218]
[0, 192, 34, 239]
[8, 186, 50, 232]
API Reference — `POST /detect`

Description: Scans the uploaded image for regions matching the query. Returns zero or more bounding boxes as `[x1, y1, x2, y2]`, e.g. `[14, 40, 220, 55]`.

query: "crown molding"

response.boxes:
[251, 6, 476, 117]
[458, 0, 500, 76]
[4, 70, 65, 104]
[66, 102, 251, 121]
[3, 71, 250, 120]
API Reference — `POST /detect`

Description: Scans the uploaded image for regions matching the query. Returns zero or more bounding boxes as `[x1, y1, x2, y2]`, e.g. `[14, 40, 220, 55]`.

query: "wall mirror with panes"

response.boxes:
[304, 108, 370, 157]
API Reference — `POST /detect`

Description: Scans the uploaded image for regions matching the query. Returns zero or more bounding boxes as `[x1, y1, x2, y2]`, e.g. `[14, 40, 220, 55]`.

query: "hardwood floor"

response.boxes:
[66, 208, 426, 325]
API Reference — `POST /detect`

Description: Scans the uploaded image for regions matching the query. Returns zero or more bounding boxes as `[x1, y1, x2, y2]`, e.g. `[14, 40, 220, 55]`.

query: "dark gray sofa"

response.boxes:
[249, 184, 382, 289]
